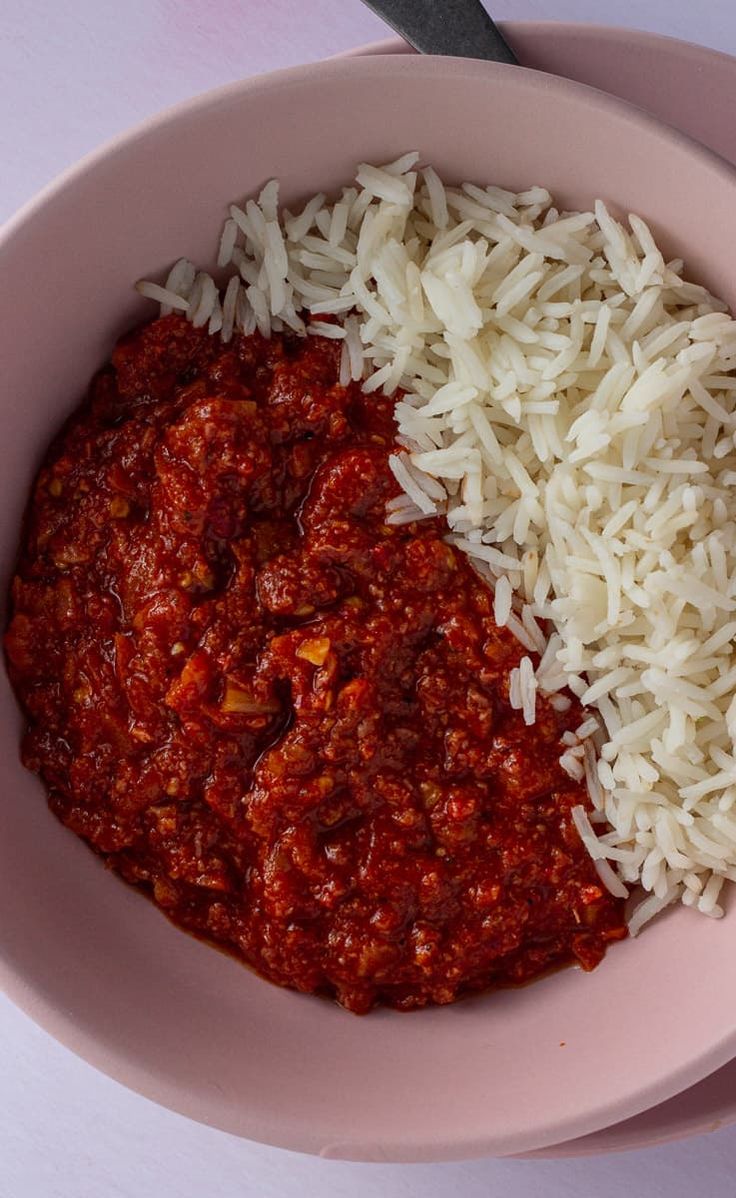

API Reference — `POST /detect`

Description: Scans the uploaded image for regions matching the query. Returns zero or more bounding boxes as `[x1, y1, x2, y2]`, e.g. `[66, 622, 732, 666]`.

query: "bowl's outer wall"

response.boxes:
[1, 55, 736, 1161]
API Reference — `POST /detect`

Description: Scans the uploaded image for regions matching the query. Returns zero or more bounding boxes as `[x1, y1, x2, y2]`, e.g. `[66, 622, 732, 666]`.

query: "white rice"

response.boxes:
[493, 575, 512, 627]
[136, 156, 736, 931]
[519, 655, 537, 726]
[134, 281, 189, 315]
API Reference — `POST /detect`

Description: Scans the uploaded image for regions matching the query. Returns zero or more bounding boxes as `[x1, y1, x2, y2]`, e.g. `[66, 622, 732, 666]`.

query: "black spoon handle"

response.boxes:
[360, 0, 518, 65]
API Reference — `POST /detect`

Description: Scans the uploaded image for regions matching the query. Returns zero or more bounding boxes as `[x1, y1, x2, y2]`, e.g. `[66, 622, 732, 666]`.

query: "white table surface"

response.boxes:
[4, 1, 736, 1193]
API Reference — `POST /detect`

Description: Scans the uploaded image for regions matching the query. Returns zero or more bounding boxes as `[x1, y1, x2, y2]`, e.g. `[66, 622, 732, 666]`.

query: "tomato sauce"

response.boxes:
[5, 316, 626, 1012]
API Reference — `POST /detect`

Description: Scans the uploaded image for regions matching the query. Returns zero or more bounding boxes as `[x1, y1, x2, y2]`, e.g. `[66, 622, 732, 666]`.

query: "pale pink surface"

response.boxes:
[4, 52, 736, 1165]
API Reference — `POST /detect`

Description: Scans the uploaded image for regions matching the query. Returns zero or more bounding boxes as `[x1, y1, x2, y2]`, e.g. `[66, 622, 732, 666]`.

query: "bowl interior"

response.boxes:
[2, 54, 736, 1161]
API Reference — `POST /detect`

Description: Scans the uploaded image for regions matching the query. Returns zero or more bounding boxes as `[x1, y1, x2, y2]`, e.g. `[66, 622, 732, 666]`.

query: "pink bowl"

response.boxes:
[2, 53, 736, 1162]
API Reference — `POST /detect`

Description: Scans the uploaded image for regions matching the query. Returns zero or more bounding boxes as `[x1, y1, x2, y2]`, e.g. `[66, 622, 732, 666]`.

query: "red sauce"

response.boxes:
[5, 316, 626, 1013]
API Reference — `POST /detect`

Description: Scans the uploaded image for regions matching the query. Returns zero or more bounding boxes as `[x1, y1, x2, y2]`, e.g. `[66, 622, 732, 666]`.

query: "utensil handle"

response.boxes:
[360, 0, 517, 65]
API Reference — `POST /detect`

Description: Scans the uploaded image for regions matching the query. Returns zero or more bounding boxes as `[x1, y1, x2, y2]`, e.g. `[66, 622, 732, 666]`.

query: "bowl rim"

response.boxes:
[4, 50, 736, 1161]
[337, 18, 736, 70]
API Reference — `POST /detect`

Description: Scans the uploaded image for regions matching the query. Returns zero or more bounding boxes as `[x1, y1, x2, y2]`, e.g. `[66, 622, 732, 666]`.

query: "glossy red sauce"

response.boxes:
[5, 315, 626, 1012]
